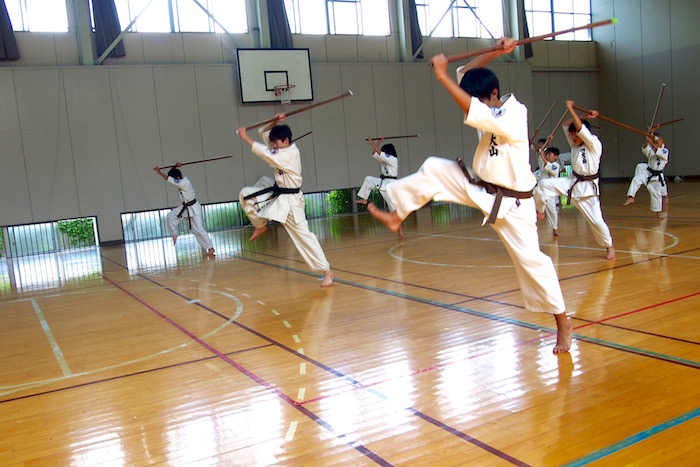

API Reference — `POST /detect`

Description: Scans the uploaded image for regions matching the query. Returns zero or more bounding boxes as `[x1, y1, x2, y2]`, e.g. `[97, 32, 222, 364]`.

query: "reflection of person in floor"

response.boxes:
[154, 163, 215, 258]
[356, 138, 403, 239]
[236, 114, 334, 287]
[368, 38, 572, 353]
[623, 132, 669, 219]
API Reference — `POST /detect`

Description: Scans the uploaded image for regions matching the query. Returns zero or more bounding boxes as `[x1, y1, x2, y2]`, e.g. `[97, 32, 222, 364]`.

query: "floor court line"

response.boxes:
[31, 298, 72, 377]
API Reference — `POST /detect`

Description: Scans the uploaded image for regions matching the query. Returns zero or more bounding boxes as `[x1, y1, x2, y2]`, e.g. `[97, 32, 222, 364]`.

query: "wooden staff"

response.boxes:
[239, 90, 353, 132]
[572, 104, 650, 138]
[529, 101, 557, 145]
[537, 109, 569, 163]
[365, 134, 420, 141]
[648, 83, 666, 130]
[655, 117, 684, 128]
[162, 154, 233, 169]
[291, 131, 312, 143]
[445, 18, 617, 63]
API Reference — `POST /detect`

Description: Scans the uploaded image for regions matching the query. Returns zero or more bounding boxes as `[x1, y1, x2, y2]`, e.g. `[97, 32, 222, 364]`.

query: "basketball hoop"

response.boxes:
[274, 84, 295, 105]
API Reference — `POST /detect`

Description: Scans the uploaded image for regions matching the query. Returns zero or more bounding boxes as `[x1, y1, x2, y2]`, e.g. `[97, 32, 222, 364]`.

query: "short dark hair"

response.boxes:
[167, 168, 182, 179]
[545, 147, 560, 157]
[270, 124, 292, 143]
[460, 68, 499, 100]
[569, 119, 591, 133]
[381, 143, 397, 157]
[537, 138, 547, 145]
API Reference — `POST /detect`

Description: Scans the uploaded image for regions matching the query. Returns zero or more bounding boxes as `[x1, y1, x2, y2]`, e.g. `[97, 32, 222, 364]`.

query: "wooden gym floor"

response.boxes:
[1, 180, 699, 466]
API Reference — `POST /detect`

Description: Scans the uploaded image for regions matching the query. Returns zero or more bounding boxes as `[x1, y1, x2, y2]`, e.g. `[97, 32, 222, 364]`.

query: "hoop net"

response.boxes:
[274, 84, 295, 105]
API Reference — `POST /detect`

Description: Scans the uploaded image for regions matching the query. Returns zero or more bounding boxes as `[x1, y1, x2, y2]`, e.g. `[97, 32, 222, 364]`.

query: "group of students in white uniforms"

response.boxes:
[153, 35, 671, 353]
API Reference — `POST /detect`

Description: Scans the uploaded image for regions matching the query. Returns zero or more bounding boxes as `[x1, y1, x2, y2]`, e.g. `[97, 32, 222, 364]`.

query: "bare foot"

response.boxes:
[623, 196, 634, 206]
[367, 203, 402, 232]
[320, 269, 334, 287]
[606, 246, 616, 260]
[172, 235, 178, 245]
[356, 198, 368, 205]
[205, 247, 216, 258]
[249, 225, 268, 242]
[552, 229, 559, 237]
[656, 212, 665, 220]
[553, 313, 572, 354]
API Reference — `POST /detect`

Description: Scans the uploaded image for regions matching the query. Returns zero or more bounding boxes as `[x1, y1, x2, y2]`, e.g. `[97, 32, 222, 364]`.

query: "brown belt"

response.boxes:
[456, 158, 533, 224]
[567, 170, 599, 204]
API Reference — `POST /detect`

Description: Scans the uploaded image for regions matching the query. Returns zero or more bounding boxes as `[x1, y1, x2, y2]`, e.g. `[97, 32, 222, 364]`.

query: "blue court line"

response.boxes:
[240, 255, 700, 369]
[562, 406, 700, 466]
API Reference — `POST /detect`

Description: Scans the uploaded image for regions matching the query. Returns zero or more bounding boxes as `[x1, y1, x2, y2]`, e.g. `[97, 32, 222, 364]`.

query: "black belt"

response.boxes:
[243, 183, 300, 201]
[646, 167, 665, 187]
[380, 175, 397, 179]
[456, 158, 533, 224]
[567, 170, 599, 204]
[177, 199, 197, 228]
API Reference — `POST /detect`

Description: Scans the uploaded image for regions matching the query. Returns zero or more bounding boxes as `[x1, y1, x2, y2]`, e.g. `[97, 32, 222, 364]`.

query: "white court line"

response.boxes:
[285, 421, 299, 441]
[31, 299, 72, 377]
[389, 226, 688, 267]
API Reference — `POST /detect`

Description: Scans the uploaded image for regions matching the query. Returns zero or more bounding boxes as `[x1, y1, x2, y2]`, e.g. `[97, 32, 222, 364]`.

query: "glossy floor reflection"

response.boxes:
[1, 181, 699, 466]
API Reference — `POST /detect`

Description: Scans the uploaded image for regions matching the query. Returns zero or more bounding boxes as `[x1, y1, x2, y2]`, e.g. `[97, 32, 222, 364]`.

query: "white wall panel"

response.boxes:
[153, 66, 205, 207]
[14, 69, 79, 222]
[63, 68, 125, 242]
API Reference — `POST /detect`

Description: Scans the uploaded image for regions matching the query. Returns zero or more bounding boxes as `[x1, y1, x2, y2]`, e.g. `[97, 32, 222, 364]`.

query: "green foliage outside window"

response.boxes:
[57, 218, 96, 247]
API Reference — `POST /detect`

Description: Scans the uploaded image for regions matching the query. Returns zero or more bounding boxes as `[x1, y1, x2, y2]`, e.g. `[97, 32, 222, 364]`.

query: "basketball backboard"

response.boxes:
[236, 48, 313, 104]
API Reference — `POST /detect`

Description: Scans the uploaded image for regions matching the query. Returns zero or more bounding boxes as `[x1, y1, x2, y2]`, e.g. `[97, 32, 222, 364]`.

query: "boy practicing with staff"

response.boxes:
[534, 100, 616, 260]
[236, 114, 334, 288]
[153, 163, 216, 258]
[623, 132, 669, 219]
[356, 138, 403, 239]
[535, 147, 562, 237]
[367, 38, 573, 354]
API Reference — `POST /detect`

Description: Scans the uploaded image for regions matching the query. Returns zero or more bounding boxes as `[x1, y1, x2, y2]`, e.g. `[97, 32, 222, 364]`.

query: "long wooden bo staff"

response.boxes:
[648, 83, 666, 130]
[445, 18, 617, 63]
[239, 90, 353, 132]
[529, 100, 557, 145]
[365, 134, 420, 141]
[162, 154, 232, 169]
[536, 109, 569, 163]
[572, 104, 650, 138]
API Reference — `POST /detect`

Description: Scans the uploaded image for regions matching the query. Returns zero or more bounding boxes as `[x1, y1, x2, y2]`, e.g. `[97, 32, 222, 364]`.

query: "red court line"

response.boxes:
[572, 290, 700, 331]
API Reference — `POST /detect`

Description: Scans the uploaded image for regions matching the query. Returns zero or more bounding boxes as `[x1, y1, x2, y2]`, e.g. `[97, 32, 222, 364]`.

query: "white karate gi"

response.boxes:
[535, 158, 561, 231]
[357, 150, 399, 210]
[386, 94, 565, 315]
[239, 129, 330, 272]
[626, 143, 669, 212]
[534, 125, 613, 248]
[165, 176, 214, 251]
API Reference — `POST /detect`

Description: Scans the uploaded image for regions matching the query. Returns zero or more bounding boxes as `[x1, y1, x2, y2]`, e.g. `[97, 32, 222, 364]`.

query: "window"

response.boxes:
[415, 0, 503, 39]
[108, 0, 248, 33]
[525, 0, 592, 41]
[6, 0, 69, 32]
[284, 0, 390, 36]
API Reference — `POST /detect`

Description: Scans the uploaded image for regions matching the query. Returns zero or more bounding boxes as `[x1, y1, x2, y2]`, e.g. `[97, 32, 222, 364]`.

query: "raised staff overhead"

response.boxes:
[365, 134, 420, 141]
[238, 90, 353, 132]
[530, 101, 557, 145]
[161, 154, 233, 169]
[443, 18, 617, 64]
[572, 104, 651, 138]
